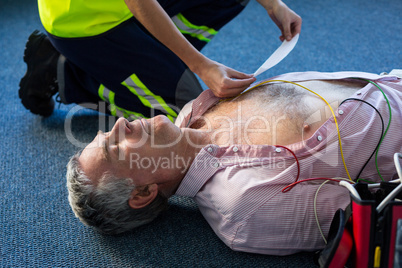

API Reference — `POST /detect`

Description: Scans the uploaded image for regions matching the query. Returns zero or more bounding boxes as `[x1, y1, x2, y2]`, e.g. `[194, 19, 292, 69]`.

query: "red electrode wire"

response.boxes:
[275, 145, 300, 183]
[282, 177, 345, 193]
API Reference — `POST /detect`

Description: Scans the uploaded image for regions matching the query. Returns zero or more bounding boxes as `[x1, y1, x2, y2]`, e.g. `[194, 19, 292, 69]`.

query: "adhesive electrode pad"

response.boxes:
[253, 33, 299, 77]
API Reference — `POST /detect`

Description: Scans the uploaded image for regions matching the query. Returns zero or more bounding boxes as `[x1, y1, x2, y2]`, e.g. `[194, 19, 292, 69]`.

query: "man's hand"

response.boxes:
[258, 0, 302, 41]
[195, 59, 256, 98]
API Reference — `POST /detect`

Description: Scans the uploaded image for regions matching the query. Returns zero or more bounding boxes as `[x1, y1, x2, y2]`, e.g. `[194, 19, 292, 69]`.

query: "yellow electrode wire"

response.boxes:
[228, 79, 353, 182]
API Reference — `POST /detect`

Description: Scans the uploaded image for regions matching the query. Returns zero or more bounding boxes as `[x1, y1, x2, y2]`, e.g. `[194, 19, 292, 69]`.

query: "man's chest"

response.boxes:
[191, 80, 363, 146]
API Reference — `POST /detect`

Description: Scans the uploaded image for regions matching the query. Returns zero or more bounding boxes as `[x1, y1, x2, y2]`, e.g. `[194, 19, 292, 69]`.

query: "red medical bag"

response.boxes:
[317, 182, 402, 268]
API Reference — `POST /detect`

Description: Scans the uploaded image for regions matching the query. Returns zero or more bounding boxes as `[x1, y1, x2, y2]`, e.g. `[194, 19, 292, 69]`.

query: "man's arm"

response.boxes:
[256, 0, 302, 41]
[124, 0, 256, 98]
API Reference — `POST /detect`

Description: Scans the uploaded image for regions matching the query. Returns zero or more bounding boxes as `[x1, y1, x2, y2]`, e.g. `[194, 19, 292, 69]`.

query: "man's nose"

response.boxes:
[109, 118, 126, 140]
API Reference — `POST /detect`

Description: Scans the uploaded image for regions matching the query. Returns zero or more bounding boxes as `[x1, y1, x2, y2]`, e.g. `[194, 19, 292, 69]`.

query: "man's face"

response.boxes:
[79, 115, 183, 186]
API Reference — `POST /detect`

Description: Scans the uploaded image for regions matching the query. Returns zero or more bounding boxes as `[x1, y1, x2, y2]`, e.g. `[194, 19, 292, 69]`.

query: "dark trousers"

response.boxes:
[48, 0, 249, 120]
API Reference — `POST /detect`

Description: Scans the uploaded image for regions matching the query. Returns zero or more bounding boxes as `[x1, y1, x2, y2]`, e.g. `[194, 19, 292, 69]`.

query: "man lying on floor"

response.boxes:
[67, 71, 402, 255]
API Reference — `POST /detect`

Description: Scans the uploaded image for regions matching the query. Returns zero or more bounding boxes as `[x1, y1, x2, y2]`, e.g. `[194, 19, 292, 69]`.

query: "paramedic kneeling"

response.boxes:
[19, 0, 301, 118]
[67, 71, 402, 255]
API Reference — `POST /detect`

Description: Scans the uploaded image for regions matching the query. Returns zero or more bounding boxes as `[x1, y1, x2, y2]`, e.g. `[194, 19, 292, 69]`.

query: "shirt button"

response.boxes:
[356, 92, 361, 95]
[233, 146, 239, 152]
[317, 135, 323, 141]
[207, 147, 213, 153]
[275, 148, 282, 153]
[338, 110, 344, 115]
[213, 162, 220, 168]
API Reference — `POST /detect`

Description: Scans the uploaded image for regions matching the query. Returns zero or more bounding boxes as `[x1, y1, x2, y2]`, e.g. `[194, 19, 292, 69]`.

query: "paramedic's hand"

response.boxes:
[257, 0, 302, 41]
[196, 59, 256, 98]
[125, 0, 255, 98]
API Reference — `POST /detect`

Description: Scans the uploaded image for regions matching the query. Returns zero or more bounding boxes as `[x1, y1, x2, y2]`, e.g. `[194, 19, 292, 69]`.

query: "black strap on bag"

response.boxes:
[315, 205, 353, 268]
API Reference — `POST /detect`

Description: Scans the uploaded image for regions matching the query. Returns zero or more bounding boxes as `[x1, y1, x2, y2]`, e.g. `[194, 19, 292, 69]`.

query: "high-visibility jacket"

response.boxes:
[38, 0, 133, 38]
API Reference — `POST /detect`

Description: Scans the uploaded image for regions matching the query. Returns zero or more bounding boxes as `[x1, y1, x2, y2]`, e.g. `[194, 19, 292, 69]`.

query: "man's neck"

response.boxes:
[157, 128, 211, 197]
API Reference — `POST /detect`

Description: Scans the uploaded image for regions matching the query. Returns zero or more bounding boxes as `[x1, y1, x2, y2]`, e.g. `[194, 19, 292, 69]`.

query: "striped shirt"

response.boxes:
[175, 71, 402, 255]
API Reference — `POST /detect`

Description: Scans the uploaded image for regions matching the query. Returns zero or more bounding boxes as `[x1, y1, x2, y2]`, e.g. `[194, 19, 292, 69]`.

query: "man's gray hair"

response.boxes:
[66, 152, 168, 235]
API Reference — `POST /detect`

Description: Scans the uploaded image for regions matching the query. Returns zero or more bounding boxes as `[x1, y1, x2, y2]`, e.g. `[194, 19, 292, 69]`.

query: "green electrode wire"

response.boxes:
[355, 78, 392, 182]
[357, 178, 376, 184]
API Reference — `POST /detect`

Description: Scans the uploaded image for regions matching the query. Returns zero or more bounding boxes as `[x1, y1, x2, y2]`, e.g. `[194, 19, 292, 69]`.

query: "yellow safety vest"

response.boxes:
[38, 0, 133, 38]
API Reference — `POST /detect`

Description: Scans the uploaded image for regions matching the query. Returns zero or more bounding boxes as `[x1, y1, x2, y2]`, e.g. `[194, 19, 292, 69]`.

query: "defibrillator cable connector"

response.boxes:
[376, 153, 402, 213]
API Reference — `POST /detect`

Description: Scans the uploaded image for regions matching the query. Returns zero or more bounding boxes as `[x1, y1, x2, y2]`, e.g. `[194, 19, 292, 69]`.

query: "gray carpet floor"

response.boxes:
[1, 0, 401, 267]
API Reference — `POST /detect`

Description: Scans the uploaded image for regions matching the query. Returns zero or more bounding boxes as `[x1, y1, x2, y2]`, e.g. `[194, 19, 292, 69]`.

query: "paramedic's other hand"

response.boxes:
[196, 59, 256, 98]
[257, 0, 302, 41]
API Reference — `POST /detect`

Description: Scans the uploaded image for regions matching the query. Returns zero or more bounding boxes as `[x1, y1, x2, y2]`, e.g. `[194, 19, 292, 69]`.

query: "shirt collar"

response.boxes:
[175, 145, 222, 197]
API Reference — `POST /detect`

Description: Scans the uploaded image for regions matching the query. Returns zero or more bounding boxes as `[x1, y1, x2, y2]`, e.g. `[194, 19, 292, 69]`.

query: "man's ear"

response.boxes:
[128, 184, 158, 209]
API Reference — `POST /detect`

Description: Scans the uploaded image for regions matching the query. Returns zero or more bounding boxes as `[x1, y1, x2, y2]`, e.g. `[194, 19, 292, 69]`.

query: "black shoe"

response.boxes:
[19, 30, 60, 117]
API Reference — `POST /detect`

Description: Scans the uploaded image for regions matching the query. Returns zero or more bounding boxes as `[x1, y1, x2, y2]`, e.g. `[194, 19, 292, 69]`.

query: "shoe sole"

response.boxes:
[19, 30, 54, 117]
